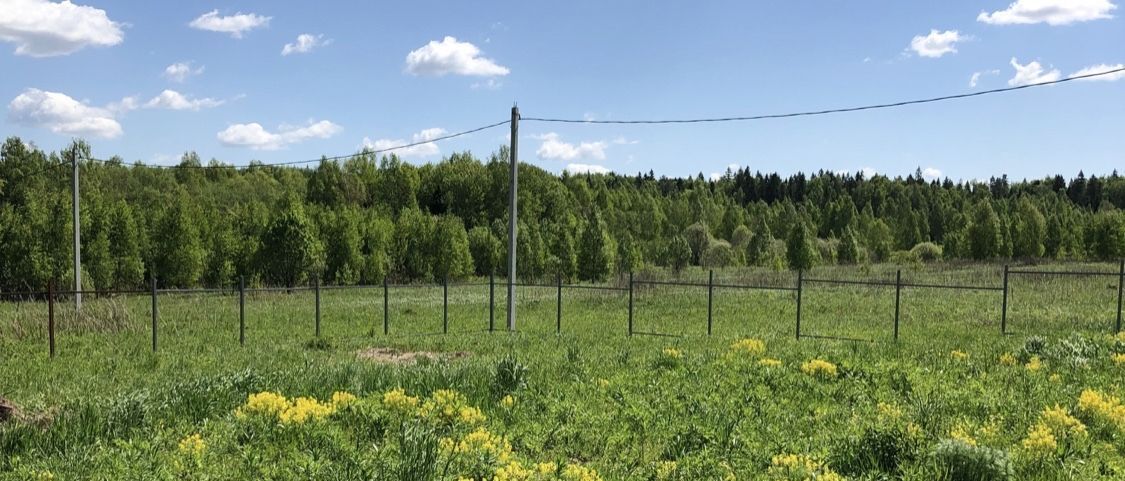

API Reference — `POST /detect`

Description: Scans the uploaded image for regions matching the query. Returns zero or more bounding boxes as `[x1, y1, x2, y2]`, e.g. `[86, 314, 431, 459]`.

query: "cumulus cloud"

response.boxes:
[909, 30, 964, 58]
[921, 167, 943, 180]
[163, 61, 204, 82]
[218, 120, 341, 150]
[7, 88, 122, 138]
[405, 36, 510, 76]
[143, 90, 223, 111]
[978, 0, 1116, 25]
[1008, 57, 1061, 86]
[535, 133, 607, 161]
[282, 33, 330, 56]
[709, 163, 740, 181]
[1069, 63, 1125, 81]
[361, 128, 447, 158]
[189, 10, 270, 38]
[970, 69, 1000, 87]
[565, 163, 610, 175]
[0, 0, 123, 57]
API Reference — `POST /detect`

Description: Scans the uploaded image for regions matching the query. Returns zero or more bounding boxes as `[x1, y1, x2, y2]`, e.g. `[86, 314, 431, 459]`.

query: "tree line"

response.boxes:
[1, 136, 1124, 291]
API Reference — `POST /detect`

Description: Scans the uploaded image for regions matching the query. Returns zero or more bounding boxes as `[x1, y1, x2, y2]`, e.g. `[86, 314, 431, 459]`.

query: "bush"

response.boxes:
[815, 238, 838, 265]
[889, 250, 921, 265]
[931, 439, 1013, 481]
[910, 242, 943, 262]
[700, 240, 735, 269]
[833, 426, 918, 476]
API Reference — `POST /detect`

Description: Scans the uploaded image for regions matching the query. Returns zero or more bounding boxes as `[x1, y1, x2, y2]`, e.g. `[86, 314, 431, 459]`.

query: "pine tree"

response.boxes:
[786, 221, 815, 271]
[578, 209, 613, 281]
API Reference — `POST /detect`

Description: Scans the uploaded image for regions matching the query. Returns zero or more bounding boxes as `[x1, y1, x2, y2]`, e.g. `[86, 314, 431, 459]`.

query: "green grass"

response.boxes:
[2, 263, 1124, 480]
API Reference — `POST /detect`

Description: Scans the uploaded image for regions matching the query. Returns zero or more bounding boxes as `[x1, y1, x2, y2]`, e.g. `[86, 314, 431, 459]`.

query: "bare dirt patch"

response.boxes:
[357, 347, 470, 365]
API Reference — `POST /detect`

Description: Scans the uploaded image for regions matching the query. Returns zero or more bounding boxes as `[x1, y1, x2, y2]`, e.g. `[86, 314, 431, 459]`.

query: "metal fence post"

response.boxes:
[489, 272, 495, 332]
[1116, 259, 1123, 334]
[48, 279, 56, 358]
[795, 270, 803, 340]
[707, 269, 714, 336]
[239, 275, 245, 346]
[894, 269, 901, 341]
[151, 276, 158, 352]
[1001, 265, 1009, 335]
[315, 277, 321, 337]
[556, 275, 562, 334]
[383, 276, 389, 335]
[443, 276, 448, 334]
[628, 271, 634, 336]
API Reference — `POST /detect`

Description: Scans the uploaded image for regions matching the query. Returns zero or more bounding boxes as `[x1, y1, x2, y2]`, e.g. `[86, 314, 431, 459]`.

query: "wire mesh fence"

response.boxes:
[2, 261, 1123, 358]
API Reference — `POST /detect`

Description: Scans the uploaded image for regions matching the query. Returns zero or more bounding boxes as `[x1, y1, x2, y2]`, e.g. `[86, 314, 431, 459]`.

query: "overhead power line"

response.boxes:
[522, 66, 1125, 124]
[86, 119, 512, 169]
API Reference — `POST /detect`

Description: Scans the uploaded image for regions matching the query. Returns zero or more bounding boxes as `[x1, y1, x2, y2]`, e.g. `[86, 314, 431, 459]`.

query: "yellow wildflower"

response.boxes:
[535, 462, 558, 475]
[999, 353, 1017, 366]
[1022, 423, 1057, 457]
[1025, 356, 1043, 372]
[454, 428, 512, 464]
[767, 453, 843, 481]
[656, 460, 677, 480]
[330, 391, 357, 408]
[1077, 389, 1125, 433]
[561, 463, 603, 481]
[730, 338, 766, 356]
[662, 347, 683, 359]
[494, 460, 531, 481]
[949, 423, 977, 446]
[279, 396, 335, 424]
[950, 350, 969, 361]
[800, 359, 838, 379]
[419, 389, 486, 426]
[758, 358, 783, 368]
[34, 471, 55, 481]
[877, 402, 903, 421]
[596, 378, 610, 389]
[177, 433, 206, 457]
[500, 394, 516, 409]
[382, 387, 420, 414]
[1113, 353, 1125, 365]
[1048, 373, 1062, 384]
[235, 391, 289, 419]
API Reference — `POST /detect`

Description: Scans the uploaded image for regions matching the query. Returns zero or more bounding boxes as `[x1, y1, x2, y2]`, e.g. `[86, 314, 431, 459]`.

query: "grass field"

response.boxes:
[2, 263, 1124, 480]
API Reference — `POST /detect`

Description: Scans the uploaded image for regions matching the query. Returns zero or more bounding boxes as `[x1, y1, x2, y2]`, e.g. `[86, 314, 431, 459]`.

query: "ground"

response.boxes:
[1, 263, 1123, 480]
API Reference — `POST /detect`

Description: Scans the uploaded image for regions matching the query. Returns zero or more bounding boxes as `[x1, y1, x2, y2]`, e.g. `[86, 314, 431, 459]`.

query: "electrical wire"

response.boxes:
[85, 119, 512, 169]
[522, 66, 1125, 124]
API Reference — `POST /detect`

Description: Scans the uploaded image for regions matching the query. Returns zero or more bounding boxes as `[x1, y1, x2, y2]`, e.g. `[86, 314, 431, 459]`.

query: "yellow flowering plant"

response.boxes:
[730, 338, 766, 357]
[800, 359, 838, 379]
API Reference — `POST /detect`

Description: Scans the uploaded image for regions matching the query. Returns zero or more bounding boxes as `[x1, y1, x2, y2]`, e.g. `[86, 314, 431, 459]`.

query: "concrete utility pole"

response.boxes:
[507, 105, 519, 331]
[71, 146, 81, 310]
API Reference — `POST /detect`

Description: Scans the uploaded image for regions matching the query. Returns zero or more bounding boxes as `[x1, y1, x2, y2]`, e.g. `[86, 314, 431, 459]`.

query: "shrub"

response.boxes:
[833, 426, 918, 476]
[700, 240, 735, 269]
[493, 355, 528, 398]
[889, 250, 921, 266]
[910, 242, 943, 262]
[931, 439, 1013, 481]
[815, 238, 838, 265]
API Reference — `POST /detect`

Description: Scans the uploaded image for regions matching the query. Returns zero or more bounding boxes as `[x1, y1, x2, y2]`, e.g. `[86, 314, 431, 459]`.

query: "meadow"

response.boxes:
[1, 263, 1124, 480]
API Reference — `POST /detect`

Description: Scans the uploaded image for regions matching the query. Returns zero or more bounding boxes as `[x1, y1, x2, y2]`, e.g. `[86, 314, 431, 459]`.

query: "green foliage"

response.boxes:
[616, 232, 643, 274]
[432, 215, 474, 282]
[152, 193, 204, 287]
[578, 209, 614, 281]
[683, 222, 712, 266]
[1011, 197, 1045, 258]
[467, 226, 503, 277]
[258, 196, 322, 287]
[700, 240, 735, 269]
[930, 440, 1013, 481]
[664, 235, 692, 273]
[745, 218, 773, 267]
[969, 200, 1002, 260]
[838, 227, 862, 264]
[785, 221, 815, 271]
[910, 242, 943, 262]
[1084, 211, 1125, 260]
[393, 207, 434, 282]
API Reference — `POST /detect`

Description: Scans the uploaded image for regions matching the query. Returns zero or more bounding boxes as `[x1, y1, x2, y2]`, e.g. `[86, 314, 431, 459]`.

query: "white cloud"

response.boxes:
[1008, 57, 1061, 86]
[612, 136, 639, 145]
[143, 90, 223, 111]
[405, 36, 509, 77]
[7, 88, 122, 138]
[1069, 63, 1125, 81]
[0, 0, 123, 57]
[535, 133, 607, 161]
[909, 30, 964, 58]
[361, 128, 447, 158]
[565, 163, 610, 175]
[282, 33, 330, 56]
[921, 167, 943, 180]
[218, 120, 341, 150]
[978, 0, 1116, 25]
[163, 61, 204, 82]
[969, 69, 1000, 87]
[709, 163, 740, 181]
[189, 10, 270, 38]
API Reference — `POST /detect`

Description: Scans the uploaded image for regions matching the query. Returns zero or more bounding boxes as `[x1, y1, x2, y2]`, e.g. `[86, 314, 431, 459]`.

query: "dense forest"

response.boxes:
[1, 136, 1124, 291]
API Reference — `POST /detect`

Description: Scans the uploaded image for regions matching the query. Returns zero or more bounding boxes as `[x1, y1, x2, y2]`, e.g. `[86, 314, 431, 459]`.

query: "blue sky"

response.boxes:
[1, 0, 1122, 181]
